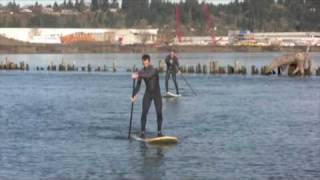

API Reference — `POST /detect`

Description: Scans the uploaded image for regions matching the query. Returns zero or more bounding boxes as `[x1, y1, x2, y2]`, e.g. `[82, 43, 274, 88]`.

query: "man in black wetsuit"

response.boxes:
[165, 51, 180, 94]
[131, 54, 163, 138]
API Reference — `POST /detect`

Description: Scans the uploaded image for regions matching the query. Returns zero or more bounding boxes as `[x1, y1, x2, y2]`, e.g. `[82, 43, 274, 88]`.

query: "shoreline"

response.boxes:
[0, 44, 319, 54]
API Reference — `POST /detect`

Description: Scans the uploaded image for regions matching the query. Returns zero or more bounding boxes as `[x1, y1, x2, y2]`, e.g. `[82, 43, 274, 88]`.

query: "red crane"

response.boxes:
[175, 3, 216, 46]
[175, 4, 183, 43]
[202, 4, 216, 46]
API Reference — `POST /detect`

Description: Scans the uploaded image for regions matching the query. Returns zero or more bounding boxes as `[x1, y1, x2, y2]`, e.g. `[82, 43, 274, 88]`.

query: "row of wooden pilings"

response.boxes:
[43, 63, 116, 72]
[158, 60, 320, 76]
[0, 61, 29, 71]
[158, 60, 253, 75]
[0, 60, 117, 72]
[2, 59, 320, 76]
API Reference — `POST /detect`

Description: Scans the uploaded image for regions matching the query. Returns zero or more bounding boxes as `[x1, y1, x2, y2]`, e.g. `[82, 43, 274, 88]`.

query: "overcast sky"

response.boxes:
[0, 0, 234, 6]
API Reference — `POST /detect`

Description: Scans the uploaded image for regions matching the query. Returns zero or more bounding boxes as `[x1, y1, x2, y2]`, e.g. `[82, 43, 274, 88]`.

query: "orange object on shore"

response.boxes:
[60, 32, 96, 44]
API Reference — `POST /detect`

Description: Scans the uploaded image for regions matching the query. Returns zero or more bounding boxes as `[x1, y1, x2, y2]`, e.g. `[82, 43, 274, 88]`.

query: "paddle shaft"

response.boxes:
[128, 79, 136, 139]
[180, 73, 197, 96]
[174, 65, 197, 96]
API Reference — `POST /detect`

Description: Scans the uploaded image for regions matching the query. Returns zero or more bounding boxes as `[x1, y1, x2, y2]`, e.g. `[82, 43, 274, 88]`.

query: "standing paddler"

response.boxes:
[165, 51, 180, 95]
[131, 54, 164, 138]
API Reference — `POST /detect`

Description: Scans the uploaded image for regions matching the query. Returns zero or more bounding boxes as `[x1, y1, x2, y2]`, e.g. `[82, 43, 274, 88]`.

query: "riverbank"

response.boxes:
[0, 43, 319, 54]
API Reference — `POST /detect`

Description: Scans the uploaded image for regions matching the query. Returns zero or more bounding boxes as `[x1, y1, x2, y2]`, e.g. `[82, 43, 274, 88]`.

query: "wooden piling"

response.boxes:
[277, 66, 281, 76]
[316, 67, 320, 76]
[251, 65, 259, 75]
[189, 65, 195, 73]
[260, 66, 266, 75]
[209, 61, 213, 74]
[240, 66, 247, 75]
[209, 61, 219, 74]
[59, 64, 65, 71]
[261, 66, 272, 75]
[9, 62, 17, 70]
[196, 63, 202, 73]
[113, 61, 116, 72]
[179, 65, 185, 73]
[159, 60, 165, 73]
[219, 67, 226, 74]
[66, 64, 71, 71]
[203, 64, 207, 74]
[234, 61, 241, 74]
[227, 65, 234, 74]
[19, 62, 25, 71]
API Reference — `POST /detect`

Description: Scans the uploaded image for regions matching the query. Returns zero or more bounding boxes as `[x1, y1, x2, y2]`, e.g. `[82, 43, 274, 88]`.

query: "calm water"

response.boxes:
[0, 53, 320, 180]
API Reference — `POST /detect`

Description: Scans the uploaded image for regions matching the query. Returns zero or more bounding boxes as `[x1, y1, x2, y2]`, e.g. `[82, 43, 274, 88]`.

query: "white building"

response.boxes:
[0, 28, 158, 45]
[229, 31, 320, 46]
[173, 36, 229, 46]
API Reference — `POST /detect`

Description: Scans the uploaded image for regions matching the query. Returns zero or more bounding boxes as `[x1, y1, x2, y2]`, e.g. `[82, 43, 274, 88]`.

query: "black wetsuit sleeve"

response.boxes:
[133, 76, 142, 97]
[165, 56, 171, 67]
[174, 57, 180, 71]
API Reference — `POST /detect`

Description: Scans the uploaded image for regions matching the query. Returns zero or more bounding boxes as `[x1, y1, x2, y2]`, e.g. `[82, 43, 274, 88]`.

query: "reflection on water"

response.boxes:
[139, 143, 165, 180]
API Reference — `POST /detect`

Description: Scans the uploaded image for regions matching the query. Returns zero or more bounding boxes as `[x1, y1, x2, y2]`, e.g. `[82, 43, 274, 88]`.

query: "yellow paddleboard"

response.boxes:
[145, 136, 178, 145]
[132, 135, 178, 145]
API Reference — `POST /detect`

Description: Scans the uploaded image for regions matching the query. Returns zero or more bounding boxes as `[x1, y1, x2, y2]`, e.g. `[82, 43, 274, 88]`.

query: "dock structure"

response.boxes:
[1, 58, 319, 76]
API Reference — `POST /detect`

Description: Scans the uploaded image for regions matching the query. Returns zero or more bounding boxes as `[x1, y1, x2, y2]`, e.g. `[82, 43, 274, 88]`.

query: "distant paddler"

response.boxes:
[165, 51, 181, 95]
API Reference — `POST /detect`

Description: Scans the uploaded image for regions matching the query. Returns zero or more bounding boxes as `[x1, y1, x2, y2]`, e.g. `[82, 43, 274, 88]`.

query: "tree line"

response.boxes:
[0, 0, 319, 35]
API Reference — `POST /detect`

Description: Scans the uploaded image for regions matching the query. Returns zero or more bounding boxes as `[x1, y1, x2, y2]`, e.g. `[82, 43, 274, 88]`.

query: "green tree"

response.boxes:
[67, 0, 74, 9]
[110, 0, 119, 8]
[79, 0, 86, 12]
[91, 0, 98, 11]
[53, 1, 60, 11]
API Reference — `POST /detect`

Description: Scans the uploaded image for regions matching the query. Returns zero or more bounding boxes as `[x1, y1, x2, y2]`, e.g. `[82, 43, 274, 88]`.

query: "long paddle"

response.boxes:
[179, 72, 197, 96]
[128, 78, 136, 139]
[174, 64, 197, 96]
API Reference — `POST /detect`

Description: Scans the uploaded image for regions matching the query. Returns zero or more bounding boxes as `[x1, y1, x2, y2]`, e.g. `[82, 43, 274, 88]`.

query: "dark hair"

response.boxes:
[142, 54, 151, 61]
